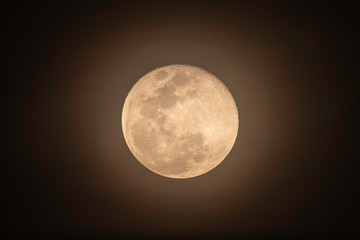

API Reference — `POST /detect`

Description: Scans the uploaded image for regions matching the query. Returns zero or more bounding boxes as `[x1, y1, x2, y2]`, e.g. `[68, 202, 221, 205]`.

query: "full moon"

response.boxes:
[122, 64, 238, 179]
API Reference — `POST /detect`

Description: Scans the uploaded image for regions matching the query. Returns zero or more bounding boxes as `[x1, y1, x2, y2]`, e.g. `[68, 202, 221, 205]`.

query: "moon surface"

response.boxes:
[122, 64, 238, 179]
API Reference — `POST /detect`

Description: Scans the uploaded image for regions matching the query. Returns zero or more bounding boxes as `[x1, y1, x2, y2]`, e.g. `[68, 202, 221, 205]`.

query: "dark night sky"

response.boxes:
[4, 1, 358, 238]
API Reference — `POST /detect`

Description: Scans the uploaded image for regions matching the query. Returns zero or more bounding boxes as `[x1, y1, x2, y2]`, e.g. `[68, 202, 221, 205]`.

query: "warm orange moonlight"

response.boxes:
[122, 64, 238, 178]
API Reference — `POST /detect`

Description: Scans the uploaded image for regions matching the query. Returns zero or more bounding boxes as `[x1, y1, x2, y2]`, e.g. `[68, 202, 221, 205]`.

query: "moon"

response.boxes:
[122, 64, 238, 179]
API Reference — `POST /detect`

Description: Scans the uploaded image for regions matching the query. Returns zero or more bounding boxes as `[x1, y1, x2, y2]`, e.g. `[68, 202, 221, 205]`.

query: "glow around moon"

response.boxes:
[122, 64, 238, 179]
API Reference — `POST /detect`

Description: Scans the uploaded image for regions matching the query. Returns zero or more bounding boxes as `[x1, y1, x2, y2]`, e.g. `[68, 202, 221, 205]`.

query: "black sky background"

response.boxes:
[4, 1, 358, 239]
